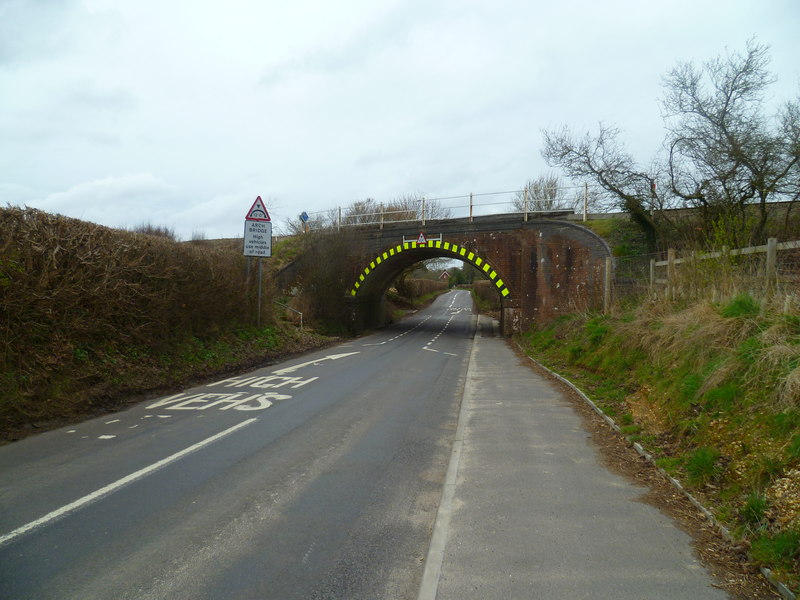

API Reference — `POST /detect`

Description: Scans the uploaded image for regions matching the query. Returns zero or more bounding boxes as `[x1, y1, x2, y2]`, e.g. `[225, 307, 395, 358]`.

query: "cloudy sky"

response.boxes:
[2, 0, 799, 239]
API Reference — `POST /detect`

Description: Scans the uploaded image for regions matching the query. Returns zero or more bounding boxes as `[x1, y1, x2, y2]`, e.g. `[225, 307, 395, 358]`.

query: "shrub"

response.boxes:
[685, 447, 721, 485]
[720, 294, 760, 318]
[751, 530, 800, 570]
[740, 491, 769, 531]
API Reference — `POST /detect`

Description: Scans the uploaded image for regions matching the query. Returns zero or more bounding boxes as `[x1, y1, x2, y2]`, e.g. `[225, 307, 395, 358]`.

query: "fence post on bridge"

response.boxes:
[421, 197, 426, 226]
[583, 183, 588, 222]
[524, 188, 529, 222]
[469, 193, 473, 222]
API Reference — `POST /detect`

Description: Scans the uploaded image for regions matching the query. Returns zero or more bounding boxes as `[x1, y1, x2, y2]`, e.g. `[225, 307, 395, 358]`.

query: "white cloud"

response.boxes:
[30, 173, 182, 231]
[1, 0, 798, 239]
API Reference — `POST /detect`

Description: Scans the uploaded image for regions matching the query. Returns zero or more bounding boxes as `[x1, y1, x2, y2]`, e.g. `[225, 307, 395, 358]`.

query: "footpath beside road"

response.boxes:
[419, 316, 731, 600]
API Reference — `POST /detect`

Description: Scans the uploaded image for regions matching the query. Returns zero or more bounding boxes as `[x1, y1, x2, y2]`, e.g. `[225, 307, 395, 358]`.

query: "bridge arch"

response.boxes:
[350, 240, 510, 299]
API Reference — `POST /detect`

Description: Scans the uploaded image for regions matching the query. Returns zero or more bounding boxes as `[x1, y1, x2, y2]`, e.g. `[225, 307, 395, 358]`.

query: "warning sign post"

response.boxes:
[243, 196, 272, 327]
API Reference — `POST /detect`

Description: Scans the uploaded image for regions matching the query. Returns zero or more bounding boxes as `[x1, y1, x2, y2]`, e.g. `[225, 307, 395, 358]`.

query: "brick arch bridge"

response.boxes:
[340, 213, 612, 335]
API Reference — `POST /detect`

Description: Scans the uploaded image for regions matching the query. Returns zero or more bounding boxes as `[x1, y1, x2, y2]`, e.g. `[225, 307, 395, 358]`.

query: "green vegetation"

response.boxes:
[518, 290, 800, 589]
[751, 530, 800, 572]
[0, 207, 332, 441]
[685, 447, 721, 485]
[721, 294, 761, 318]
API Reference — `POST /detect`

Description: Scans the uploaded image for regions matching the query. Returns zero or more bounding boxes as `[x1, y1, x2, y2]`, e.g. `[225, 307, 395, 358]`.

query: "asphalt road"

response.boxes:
[0, 290, 476, 600]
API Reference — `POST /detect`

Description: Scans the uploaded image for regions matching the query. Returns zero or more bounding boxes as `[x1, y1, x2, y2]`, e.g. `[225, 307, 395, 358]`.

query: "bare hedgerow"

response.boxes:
[0, 207, 263, 420]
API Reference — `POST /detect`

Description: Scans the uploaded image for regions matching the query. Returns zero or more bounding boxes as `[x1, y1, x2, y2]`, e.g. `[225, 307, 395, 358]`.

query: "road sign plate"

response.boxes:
[244, 220, 272, 257]
[246, 196, 271, 222]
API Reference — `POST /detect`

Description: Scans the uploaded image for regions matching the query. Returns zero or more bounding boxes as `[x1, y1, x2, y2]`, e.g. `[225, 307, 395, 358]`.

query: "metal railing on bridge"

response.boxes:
[301, 184, 601, 231]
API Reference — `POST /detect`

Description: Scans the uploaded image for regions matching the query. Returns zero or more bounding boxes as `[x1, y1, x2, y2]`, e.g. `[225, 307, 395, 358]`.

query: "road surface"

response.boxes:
[0, 289, 733, 599]
[0, 291, 475, 599]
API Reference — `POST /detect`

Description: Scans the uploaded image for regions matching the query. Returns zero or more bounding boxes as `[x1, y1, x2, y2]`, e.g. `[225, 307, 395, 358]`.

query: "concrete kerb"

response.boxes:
[519, 346, 797, 600]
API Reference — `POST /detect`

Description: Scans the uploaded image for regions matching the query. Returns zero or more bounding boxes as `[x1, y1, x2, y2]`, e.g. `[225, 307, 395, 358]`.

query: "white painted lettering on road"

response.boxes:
[209, 375, 318, 389]
[146, 392, 290, 411]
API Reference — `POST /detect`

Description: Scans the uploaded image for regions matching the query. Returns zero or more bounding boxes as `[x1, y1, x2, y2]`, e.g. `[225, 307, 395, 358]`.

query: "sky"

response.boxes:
[2, 0, 799, 239]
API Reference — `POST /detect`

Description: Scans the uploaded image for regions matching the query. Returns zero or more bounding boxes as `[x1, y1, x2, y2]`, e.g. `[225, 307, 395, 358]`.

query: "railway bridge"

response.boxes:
[337, 212, 611, 335]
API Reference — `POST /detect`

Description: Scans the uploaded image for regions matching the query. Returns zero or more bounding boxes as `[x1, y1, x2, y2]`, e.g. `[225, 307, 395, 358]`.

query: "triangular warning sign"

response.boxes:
[417, 232, 427, 245]
[245, 196, 271, 221]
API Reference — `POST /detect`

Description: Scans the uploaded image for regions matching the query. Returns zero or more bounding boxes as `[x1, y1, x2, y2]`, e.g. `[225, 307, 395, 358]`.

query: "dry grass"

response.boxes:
[622, 302, 753, 369]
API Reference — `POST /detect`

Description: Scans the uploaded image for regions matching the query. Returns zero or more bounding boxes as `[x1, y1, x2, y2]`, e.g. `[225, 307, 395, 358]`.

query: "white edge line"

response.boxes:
[0, 418, 258, 548]
[417, 314, 480, 600]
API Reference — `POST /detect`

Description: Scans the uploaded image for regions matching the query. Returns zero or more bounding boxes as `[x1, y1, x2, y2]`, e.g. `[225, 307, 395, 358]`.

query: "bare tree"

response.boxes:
[385, 193, 452, 221]
[543, 40, 800, 249]
[512, 174, 569, 212]
[662, 39, 800, 245]
[542, 124, 670, 249]
[340, 198, 381, 225]
[130, 222, 179, 241]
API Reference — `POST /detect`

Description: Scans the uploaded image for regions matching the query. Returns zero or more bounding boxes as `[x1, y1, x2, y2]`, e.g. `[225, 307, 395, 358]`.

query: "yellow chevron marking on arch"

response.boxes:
[349, 243, 511, 300]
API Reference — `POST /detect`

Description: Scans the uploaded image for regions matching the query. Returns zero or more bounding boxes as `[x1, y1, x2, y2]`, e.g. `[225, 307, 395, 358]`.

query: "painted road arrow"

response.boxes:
[271, 352, 361, 375]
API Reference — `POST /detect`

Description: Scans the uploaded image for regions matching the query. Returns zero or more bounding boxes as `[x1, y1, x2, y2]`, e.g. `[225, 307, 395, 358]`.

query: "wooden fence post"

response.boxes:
[667, 248, 676, 301]
[604, 256, 613, 313]
[766, 237, 778, 294]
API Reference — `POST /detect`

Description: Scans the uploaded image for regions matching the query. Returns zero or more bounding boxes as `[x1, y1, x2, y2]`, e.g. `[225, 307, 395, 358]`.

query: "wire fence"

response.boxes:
[611, 239, 800, 312]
